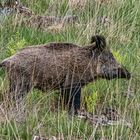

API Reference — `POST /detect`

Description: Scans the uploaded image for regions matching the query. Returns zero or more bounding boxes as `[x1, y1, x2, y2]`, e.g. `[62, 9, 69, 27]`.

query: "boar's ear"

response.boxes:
[91, 35, 106, 51]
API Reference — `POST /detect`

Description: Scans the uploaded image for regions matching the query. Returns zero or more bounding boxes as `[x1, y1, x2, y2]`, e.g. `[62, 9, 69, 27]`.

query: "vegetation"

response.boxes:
[0, 0, 140, 139]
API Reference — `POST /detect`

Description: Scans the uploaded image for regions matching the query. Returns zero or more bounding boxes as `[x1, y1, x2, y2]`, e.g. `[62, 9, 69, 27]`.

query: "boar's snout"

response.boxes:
[117, 67, 131, 80]
[102, 66, 131, 80]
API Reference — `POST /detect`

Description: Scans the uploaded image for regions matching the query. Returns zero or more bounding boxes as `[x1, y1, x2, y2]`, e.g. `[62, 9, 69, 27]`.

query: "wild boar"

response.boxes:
[0, 35, 131, 114]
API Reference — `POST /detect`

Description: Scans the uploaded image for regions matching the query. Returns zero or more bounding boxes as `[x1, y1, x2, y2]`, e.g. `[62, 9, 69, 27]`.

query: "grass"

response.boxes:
[0, 0, 140, 139]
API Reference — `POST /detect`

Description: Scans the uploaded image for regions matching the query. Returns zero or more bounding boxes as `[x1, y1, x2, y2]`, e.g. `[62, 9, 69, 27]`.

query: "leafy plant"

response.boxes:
[83, 84, 98, 113]
[85, 91, 98, 113]
[112, 50, 127, 64]
[6, 32, 26, 57]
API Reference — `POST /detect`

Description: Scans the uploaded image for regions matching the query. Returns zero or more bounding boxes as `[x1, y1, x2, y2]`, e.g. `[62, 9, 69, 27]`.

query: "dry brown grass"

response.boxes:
[68, 0, 87, 9]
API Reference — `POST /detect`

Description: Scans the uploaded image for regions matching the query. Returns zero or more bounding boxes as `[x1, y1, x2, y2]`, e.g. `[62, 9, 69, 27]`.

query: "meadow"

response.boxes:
[0, 0, 140, 139]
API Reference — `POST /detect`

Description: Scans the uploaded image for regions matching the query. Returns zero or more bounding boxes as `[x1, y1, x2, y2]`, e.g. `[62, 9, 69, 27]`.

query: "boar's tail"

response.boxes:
[91, 35, 106, 48]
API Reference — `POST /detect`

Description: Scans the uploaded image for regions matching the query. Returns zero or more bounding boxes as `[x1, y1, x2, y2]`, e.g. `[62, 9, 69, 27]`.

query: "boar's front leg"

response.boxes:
[61, 85, 81, 115]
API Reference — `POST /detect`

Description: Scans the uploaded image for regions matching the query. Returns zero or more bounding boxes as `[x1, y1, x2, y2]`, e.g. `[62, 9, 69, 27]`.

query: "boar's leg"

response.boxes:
[5, 71, 32, 121]
[8, 72, 32, 106]
[61, 85, 81, 115]
[69, 86, 81, 115]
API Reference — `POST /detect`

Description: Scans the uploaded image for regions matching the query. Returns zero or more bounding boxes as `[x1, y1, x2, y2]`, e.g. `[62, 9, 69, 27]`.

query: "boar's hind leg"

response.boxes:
[8, 73, 32, 105]
[61, 85, 81, 115]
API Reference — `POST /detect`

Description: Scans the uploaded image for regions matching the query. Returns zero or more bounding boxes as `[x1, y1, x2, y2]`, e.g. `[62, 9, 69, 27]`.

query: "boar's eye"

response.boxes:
[98, 57, 107, 63]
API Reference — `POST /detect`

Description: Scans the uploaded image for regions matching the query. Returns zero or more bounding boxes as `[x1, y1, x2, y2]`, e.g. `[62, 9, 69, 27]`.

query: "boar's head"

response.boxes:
[91, 35, 131, 80]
